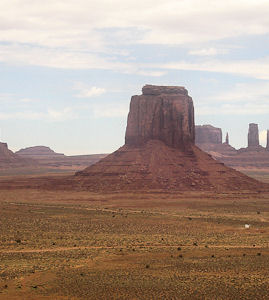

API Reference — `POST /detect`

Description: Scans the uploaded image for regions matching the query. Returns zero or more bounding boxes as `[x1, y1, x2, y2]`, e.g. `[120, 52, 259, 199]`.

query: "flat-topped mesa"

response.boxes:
[248, 123, 259, 147]
[142, 85, 188, 96]
[195, 125, 222, 144]
[125, 85, 194, 151]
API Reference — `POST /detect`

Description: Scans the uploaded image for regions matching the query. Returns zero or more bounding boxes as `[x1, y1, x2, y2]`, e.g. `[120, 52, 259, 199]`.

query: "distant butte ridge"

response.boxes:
[195, 123, 269, 170]
[75, 85, 265, 192]
[16, 146, 65, 159]
[16, 146, 107, 170]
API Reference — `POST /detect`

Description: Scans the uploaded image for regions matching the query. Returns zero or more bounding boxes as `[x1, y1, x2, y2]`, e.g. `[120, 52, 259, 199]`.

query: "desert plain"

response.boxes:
[0, 173, 269, 300]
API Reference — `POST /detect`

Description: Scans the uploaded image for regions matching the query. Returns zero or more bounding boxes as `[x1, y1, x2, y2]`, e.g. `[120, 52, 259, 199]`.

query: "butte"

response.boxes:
[75, 85, 265, 192]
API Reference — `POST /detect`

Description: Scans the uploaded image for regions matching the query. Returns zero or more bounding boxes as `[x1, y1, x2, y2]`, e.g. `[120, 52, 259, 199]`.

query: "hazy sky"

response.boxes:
[0, 0, 269, 154]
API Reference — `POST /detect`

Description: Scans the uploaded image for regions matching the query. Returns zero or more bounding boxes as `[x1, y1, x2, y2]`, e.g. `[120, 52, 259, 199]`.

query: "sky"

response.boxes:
[0, 0, 269, 155]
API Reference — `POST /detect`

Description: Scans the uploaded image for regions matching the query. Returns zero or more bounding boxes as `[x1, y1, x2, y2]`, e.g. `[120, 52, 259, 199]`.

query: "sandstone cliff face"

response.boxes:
[248, 123, 259, 147]
[125, 85, 194, 151]
[195, 125, 222, 144]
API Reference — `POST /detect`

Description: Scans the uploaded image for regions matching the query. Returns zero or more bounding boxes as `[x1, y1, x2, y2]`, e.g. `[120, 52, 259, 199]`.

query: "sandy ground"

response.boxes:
[0, 181, 268, 299]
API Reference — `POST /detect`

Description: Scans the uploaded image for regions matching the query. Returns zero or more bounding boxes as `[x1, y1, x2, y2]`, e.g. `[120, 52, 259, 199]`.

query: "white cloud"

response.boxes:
[0, 0, 269, 74]
[92, 103, 128, 118]
[0, 108, 76, 122]
[20, 98, 34, 103]
[188, 48, 228, 56]
[196, 103, 269, 116]
[154, 57, 269, 80]
[211, 82, 269, 103]
[47, 108, 76, 121]
[259, 130, 267, 146]
[0, 93, 13, 101]
[195, 81, 269, 116]
[74, 84, 106, 98]
[135, 70, 167, 77]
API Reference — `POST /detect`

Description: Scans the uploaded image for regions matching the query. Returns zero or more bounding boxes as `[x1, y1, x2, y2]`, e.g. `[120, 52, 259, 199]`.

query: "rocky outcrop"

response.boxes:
[195, 126, 236, 158]
[195, 125, 222, 144]
[248, 123, 259, 147]
[75, 85, 266, 192]
[194, 124, 269, 173]
[125, 85, 194, 151]
[0, 142, 36, 168]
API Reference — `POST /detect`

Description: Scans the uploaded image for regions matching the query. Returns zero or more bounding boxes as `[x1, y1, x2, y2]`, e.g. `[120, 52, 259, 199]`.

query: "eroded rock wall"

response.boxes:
[125, 85, 194, 151]
[248, 123, 259, 147]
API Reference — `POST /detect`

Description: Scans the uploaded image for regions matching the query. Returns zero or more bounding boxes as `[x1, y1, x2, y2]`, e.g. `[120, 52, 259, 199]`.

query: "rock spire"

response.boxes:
[248, 123, 259, 147]
[225, 132, 229, 144]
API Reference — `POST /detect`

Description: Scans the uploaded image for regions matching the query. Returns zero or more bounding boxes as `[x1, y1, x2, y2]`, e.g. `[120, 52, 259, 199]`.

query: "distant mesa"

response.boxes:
[16, 145, 107, 170]
[195, 125, 236, 158]
[75, 85, 264, 192]
[195, 125, 222, 145]
[0, 142, 36, 168]
[16, 146, 65, 159]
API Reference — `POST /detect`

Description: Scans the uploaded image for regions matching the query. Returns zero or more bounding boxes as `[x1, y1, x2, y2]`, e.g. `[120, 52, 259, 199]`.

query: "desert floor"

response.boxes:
[0, 176, 269, 299]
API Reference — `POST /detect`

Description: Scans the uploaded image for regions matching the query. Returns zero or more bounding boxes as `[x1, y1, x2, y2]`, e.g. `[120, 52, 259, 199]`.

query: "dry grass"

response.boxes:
[0, 186, 269, 299]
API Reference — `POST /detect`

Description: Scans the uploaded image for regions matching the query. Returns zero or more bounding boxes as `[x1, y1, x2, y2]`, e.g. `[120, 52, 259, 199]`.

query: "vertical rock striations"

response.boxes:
[248, 123, 259, 147]
[125, 85, 194, 151]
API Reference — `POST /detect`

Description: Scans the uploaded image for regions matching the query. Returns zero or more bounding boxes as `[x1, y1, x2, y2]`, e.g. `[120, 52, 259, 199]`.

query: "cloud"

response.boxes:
[188, 47, 228, 56]
[135, 70, 167, 77]
[195, 81, 269, 116]
[74, 83, 106, 98]
[211, 81, 269, 103]
[0, 0, 269, 74]
[0, 108, 76, 122]
[154, 57, 269, 80]
[92, 103, 128, 118]
[0, 93, 13, 101]
[259, 130, 267, 146]
[47, 108, 77, 121]
[20, 98, 35, 103]
[196, 103, 269, 116]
